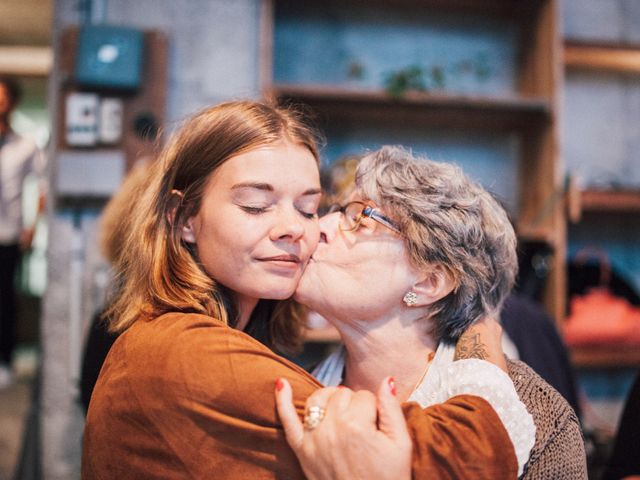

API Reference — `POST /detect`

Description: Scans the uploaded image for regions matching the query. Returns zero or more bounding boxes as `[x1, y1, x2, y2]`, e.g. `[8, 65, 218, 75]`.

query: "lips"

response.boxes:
[258, 254, 301, 264]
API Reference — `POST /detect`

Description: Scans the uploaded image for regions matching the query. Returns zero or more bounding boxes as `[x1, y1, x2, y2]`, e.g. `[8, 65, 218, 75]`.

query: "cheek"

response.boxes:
[334, 248, 410, 298]
[305, 222, 321, 252]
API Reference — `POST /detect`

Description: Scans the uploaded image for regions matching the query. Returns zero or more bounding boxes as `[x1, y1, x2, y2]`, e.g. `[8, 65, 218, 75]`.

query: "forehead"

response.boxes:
[348, 190, 383, 208]
[207, 140, 320, 192]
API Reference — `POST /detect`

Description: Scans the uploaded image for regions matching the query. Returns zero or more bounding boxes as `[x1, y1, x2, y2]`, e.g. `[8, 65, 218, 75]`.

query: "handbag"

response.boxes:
[563, 248, 640, 346]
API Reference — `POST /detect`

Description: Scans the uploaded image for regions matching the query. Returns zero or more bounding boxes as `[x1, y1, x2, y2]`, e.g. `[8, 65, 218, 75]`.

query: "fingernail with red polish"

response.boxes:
[388, 377, 397, 396]
[275, 378, 284, 392]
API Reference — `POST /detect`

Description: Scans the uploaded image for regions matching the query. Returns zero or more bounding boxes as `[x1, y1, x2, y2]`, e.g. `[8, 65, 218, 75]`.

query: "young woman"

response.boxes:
[83, 101, 524, 479]
[277, 146, 587, 479]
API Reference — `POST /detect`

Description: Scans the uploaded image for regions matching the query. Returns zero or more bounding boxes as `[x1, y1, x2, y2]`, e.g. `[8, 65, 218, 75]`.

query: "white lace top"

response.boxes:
[313, 343, 536, 477]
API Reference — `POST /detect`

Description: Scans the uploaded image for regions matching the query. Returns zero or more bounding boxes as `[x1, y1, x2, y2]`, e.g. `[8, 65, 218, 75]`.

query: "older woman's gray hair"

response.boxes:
[356, 146, 518, 342]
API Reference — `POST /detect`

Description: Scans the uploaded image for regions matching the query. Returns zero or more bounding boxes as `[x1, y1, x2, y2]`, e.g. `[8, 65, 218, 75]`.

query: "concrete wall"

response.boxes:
[41, 1, 262, 478]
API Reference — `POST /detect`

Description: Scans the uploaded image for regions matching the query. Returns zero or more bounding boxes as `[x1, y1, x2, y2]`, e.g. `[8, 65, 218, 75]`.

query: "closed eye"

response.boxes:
[299, 209, 318, 219]
[239, 205, 268, 214]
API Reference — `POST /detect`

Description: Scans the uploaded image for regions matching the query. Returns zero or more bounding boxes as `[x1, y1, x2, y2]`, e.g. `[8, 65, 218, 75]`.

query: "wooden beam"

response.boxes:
[571, 344, 640, 368]
[565, 41, 640, 74]
[581, 189, 640, 214]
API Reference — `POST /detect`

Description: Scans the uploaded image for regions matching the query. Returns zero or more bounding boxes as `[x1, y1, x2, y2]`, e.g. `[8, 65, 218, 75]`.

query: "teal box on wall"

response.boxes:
[75, 25, 144, 90]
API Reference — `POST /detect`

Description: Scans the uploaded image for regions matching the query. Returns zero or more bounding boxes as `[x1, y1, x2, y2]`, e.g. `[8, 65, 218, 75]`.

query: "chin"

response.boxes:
[259, 280, 298, 300]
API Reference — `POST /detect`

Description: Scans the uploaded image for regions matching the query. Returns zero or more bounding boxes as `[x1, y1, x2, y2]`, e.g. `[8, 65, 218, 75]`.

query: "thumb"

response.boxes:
[275, 378, 304, 451]
[376, 376, 409, 439]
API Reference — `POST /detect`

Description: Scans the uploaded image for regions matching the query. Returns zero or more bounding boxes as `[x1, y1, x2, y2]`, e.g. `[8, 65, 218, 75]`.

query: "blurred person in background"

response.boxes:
[79, 160, 151, 412]
[602, 370, 640, 480]
[0, 76, 46, 389]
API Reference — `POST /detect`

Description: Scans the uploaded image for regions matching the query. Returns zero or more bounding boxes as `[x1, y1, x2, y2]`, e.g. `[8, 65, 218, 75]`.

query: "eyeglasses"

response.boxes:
[329, 201, 401, 234]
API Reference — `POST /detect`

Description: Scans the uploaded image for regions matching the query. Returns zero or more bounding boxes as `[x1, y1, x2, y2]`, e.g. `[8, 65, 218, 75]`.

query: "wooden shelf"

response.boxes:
[570, 344, 640, 368]
[269, 84, 552, 132]
[274, 0, 543, 18]
[517, 226, 557, 247]
[564, 41, 640, 75]
[580, 189, 640, 214]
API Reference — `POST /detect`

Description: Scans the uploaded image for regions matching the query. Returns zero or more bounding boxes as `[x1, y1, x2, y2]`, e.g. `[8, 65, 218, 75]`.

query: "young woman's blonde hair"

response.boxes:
[107, 100, 321, 352]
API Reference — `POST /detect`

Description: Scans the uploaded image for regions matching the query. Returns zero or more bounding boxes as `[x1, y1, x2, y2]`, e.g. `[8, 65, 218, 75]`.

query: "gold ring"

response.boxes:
[303, 405, 326, 430]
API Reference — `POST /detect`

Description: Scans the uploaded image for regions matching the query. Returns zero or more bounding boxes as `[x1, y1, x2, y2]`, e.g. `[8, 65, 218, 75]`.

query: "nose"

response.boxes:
[269, 206, 306, 242]
[318, 212, 341, 243]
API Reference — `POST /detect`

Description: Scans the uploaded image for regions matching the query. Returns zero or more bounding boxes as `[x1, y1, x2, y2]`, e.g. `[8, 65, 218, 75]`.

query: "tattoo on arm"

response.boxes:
[454, 332, 488, 361]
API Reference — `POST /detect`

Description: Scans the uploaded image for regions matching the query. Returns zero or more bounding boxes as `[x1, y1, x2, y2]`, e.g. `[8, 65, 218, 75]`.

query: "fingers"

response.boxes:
[307, 387, 377, 436]
[275, 378, 304, 451]
[456, 316, 507, 372]
[475, 315, 503, 337]
[345, 389, 378, 425]
[305, 386, 344, 415]
[376, 377, 411, 441]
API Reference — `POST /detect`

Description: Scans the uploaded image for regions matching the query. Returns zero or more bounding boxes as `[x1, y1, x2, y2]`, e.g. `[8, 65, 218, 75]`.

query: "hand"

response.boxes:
[275, 377, 412, 480]
[454, 315, 507, 372]
[19, 227, 35, 252]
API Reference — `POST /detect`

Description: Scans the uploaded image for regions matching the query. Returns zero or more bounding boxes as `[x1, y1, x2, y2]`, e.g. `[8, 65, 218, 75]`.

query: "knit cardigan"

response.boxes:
[508, 360, 588, 479]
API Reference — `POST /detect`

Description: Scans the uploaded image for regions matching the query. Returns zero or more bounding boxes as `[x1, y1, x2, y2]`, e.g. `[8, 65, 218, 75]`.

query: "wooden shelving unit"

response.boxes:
[570, 344, 640, 368]
[268, 84, 551, 132]
[261, 0, 565, 322]
[563, 42, 640, 368]
[580, 189, 640, 214]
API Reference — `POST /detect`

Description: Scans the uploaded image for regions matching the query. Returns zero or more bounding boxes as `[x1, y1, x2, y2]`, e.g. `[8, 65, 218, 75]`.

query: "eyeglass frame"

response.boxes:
[328, 200, 401, 234]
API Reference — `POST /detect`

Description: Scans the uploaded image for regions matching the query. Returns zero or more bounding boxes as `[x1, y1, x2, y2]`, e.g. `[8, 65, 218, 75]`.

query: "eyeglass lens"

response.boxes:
[341, 202, 361, 230]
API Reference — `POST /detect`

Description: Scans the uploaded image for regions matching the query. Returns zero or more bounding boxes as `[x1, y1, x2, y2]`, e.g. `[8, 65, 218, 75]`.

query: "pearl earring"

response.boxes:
[403, 291, 418, 307]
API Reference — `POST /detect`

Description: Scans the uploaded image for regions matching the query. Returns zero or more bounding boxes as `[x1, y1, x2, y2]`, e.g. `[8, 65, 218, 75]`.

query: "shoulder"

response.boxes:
[2, 133, 42, 173]
[5, 132, 38, 155]
[112, 312, 320, 420]
[507, 360, 586, 478]
[507, 360, 577, 426]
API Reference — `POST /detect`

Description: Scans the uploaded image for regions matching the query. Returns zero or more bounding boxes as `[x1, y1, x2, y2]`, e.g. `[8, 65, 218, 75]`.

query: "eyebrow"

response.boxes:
[231, 182, 322, 196]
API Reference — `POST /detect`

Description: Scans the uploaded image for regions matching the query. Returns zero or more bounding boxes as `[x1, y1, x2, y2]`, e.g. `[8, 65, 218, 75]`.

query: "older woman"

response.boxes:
[277, 146, 587, 479]
[84, 102, 527, 479]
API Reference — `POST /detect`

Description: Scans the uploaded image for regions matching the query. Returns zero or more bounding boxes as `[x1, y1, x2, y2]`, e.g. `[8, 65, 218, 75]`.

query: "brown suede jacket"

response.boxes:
[83, 312, 517, 479]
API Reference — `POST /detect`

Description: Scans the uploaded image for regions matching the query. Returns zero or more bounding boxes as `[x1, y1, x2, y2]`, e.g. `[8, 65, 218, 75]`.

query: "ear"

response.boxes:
[167, 190, 197, 244]
[180, 218, 197, 244]
[409, 265, 456, 307]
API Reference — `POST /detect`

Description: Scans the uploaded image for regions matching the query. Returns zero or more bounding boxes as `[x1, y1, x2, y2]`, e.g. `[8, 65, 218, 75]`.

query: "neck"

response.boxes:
[334, 312, 437, 401]
[235, 295, 259, 332]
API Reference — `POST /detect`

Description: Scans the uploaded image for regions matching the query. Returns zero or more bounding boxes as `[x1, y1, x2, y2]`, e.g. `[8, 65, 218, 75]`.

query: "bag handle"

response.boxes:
[572, 247, 611, 286]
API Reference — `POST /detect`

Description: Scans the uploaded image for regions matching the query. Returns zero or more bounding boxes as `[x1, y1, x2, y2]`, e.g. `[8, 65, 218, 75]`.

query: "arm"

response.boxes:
[276, 377, 412, 480]
[19, 188, 44, 251]
[403, 397, 519, 480]
[275, 377, 518, 480]
[450, 316, 536, 476]
[275, 316, 530, 479]
[20, 147, 46, 252]
[522, 413, 586, 479]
